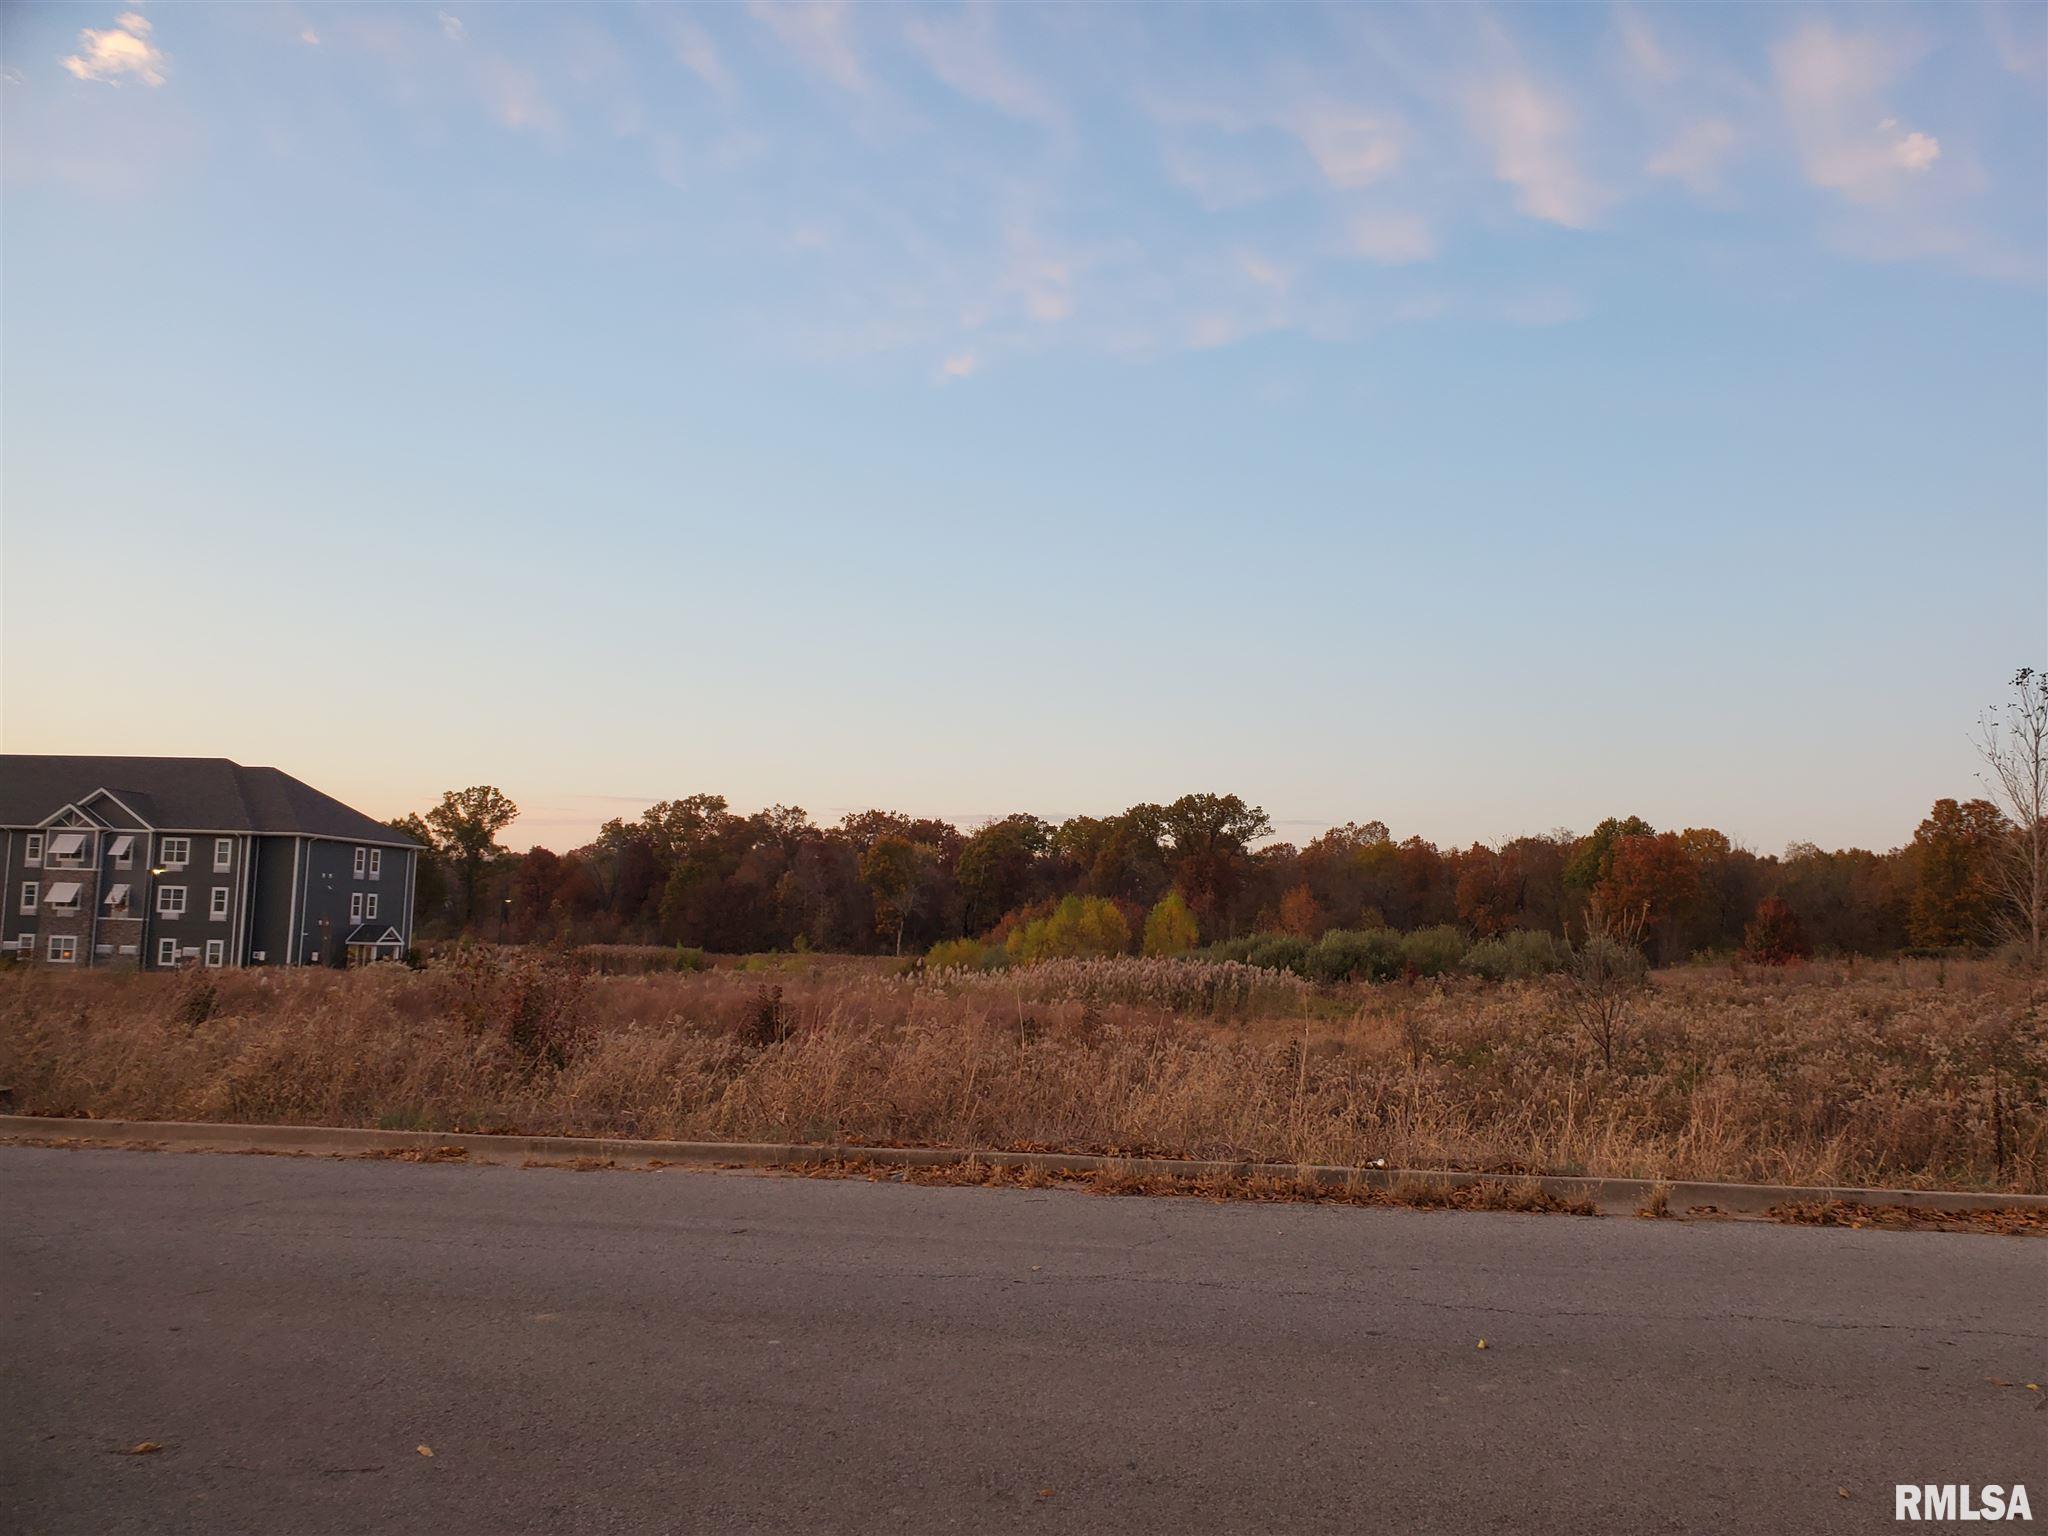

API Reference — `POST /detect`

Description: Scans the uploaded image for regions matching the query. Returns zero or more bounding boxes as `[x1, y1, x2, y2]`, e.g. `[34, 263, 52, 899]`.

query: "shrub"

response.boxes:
[1305, 928, 1405, 983]
[1462, 938, 1513, 981]
[1245, 934, 1310, 975]
[1503, 929, 1563, 978]
[1142, 892, 1201, 957]
[1006, 896, 1131, 964]
[1401, 926, 1468, 977]
[925, 938, 984, 972]
[673, 945, 708, 973]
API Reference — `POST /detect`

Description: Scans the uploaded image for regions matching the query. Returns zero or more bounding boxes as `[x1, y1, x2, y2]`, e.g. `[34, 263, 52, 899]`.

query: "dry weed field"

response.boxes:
[2, 953, 2042, 1193]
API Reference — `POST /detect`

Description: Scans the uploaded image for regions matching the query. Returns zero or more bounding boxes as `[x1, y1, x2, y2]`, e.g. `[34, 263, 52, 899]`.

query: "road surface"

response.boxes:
[3, 1146, 2042, 1534]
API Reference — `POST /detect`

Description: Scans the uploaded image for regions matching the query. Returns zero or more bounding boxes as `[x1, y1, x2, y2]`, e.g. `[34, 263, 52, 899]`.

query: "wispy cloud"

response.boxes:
[940, 351, 979, 380]
[748, 1, 867, 96]
[1463, 70, 1607, 227]
[439, 12, 466, 45]
[667, 17, 735, 99]
[905, 7, 1061, 128]
[1285, 105, 1402, 188]
[63, 12, 166, 87]
[1647, 117, 1738, 197]
[1349, 210, 1436, 265]
[1773, 23, 1939, 206]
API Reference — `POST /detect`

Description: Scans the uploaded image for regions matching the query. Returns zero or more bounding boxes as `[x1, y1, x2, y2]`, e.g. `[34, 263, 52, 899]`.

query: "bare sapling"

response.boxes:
[1558, 896, 1650, 1068]
[1975, 667, 2048, 970]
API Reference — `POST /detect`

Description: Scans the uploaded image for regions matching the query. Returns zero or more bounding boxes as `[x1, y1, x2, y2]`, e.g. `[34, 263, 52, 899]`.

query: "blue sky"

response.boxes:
[3, 2, 2043, 853]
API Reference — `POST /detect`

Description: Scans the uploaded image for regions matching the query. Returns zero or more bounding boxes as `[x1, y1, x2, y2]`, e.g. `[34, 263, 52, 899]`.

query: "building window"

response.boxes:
[350, 892, 364, 922]
[24, 833, 43, 867]
[365, 893, 379, 920]
[160, 837, 191, 869]
[47, 936, 78, 964]
[109, 835, 135, 868]
[369, 849, 383, 881]
[157, 938, 180, 967]
[204, 939, 225, 968]
[16, 933, 34, 953]
[43, 882, 82, 915]
[48, 832, 87, 868]
[353, 846, 367, 879]
[104, 883, 132, 915]
[214, 838, 233, 872]
[19, 881, 36, 915]
[158, 885, 187, 918]
[210, 887, 230, 921]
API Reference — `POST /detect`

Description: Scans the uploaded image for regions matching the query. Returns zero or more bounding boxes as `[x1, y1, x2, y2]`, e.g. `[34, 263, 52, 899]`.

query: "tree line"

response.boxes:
[392, 671, 2048, 968]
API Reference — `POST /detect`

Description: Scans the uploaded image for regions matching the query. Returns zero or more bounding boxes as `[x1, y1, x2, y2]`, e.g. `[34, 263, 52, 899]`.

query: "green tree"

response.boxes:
[1141, 891, 1200, 955]
[859, 835, 929, 955]
[1158, 793, 1273, 925]
[1007, 895, 1130, 963]
[387, 813, 450, 930]
[956, 815, 1051, 932]
[423, 786, 521, 926]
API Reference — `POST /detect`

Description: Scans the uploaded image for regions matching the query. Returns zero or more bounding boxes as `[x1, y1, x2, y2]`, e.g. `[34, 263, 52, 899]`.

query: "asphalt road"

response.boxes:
[2, 1148, 2043, 1535]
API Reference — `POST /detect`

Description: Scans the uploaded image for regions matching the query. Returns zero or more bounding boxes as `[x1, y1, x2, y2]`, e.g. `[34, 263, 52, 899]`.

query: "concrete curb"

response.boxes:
[3, 1114, 2043, 1219]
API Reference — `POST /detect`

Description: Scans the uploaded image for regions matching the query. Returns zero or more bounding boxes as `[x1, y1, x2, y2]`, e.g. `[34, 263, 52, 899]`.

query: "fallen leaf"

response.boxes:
[1038, 1489, 1054, 1499]
[124, 1442, 162, 1456]
[1989, 1378, 2013, 1388]
[2028, 1384, 2041, 1392]
[1476, 1339, 1487, 1350]
[1837, 1488, 1852, 1500]
[417, 1446, 434, 1458]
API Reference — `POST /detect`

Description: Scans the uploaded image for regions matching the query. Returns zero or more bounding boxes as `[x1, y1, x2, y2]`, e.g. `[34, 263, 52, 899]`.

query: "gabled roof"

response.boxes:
[0, 757, 424, 847]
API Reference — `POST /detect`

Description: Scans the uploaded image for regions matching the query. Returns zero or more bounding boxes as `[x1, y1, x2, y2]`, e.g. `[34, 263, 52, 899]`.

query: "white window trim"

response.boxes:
[158, 885, 188, 918]
[365, 893, 379, 920]
[24, 833, 43, 868]
[157, 937, 179, 967]
[350, 892, 365, 922]
[369, 849, 383, 881]
[214, 838, 233, 872]
[204, 939, 225, 968]
[47, 935, 78, 964]
[209, 887, 230, 921]
[160, 837, 191, 870]
[45, 887, 81, 915]
[19, 881, 36, 916]
[353, 846, 368, 879]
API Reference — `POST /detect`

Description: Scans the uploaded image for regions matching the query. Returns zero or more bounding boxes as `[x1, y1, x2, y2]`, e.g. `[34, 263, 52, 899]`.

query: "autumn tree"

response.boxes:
[1975, 667, 2048, 966]
[1159, 793, 1273, 928]
[859, 835, 930, 955]
[1277, 883, 1326, 938]
[423, 786, 520, 925]
[956, 815, 1051, 933]
[1907, 798, 2007, 948]
[388, 813, 451, 930]
[1742, 897, 1810, 965]
[1142, 891, 1200, 955]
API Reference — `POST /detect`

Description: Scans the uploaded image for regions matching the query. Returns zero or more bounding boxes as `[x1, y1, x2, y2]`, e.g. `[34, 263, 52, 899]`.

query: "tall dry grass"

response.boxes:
[1, 954, 2042, 1191]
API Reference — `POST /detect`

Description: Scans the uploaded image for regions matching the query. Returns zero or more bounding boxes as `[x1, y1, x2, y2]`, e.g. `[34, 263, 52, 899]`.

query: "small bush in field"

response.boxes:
[1401, 926, 1467, 977]
[1462, 939, 1513, 981]
[673, 945, 708, 973]
[925, 938, 984, 972]
[1306, 928, 1404, 983]
[435, 944, 589, 1072]
[1503, 929, 1563, 978]
[1244, 934, 1309, 975]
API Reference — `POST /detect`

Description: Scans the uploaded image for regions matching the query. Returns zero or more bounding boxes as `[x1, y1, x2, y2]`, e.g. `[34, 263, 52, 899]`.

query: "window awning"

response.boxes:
[104, 884, 131, 908]
[49, 833, 85, 858]
[44, 881, 82, 906]
[108, 836, 134, 859]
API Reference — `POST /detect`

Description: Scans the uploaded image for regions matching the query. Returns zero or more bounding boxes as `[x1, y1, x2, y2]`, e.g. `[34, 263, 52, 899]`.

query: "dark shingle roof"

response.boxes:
[0, 756, 423, 847]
